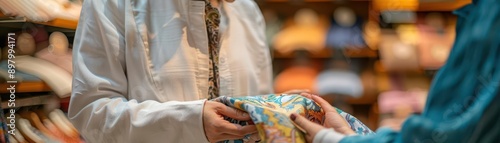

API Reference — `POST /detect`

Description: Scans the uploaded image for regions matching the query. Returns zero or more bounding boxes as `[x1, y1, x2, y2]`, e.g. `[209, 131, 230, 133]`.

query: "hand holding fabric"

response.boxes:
[203, 101, 258, 143]
[289, 113, 325, 142]
[299, 93, 356, 135]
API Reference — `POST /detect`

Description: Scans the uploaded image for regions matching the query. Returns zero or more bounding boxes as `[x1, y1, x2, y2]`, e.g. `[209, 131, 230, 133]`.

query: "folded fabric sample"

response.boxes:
[213, 94, 374, 143]
[15, 56, 72, 98]
[0, 60, 41, 82]
[35, 48, 73, 74]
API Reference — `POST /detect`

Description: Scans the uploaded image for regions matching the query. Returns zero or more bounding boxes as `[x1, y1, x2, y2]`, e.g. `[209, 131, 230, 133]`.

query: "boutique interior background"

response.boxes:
[0, 0, 83, 142]
[0, 0, 471, 142]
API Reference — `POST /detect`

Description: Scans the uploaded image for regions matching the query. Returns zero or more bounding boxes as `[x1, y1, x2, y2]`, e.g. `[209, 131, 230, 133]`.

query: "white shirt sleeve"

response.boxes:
[68, 0, 208, 142]
[313, 128, 346, 143]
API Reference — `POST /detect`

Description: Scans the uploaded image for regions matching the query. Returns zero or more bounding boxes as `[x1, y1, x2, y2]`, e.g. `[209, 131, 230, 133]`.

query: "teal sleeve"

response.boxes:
[340, 128, 400, 143]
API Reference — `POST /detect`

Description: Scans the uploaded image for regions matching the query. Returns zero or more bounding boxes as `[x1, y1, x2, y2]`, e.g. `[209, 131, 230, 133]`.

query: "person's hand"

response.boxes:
[290, 113, 325, 143]
[299, 93, 355, 135]
[203, 101, 258, 143]
[281, 89, 311, 95]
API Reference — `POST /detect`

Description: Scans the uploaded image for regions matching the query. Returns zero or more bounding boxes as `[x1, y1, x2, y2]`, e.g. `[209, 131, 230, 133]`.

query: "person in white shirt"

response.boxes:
[68, 0, 289, 142]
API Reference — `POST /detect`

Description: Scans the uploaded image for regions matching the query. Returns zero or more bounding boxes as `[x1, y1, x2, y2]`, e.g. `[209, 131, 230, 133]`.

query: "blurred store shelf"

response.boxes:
[0, 12, 78, 30]
[264, 0, 371, 2]
[272, 48, 378, 58]
[418, 0, 472, 11]
[0, 81, 52, 93]
[262, 0, 471, 12]
[344, 48, 378, 58]
[1, 94, 54, 109]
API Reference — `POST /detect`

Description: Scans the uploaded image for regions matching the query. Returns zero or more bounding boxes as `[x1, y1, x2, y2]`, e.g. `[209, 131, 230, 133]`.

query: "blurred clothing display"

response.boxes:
[339, 0, 500, 142]
[378, 90, 427, 114]
[0, 107, 8, 143]
[417, 13, 456, 69]
[380, 11, 417, 24]
[4, 109, 84, 143]
[372, 0, 419, 11]
[315, 70, 363, 98]
[275, 65, 319, 94]
[35, 32, 73, 74]
[368, 73, 429, 131]
[379, 30, 419, 71]
[16, 56, 72, 97]
[0, 29, 73, 97]
[363, 21, 381, 50]
[35, 48, 73, 75]
[15, 33, 37, 56]
[0, 0, 81, 22]
[0, 61, 42, 82]
[273, 9, 329, 54]
[326, 7, 366, 49]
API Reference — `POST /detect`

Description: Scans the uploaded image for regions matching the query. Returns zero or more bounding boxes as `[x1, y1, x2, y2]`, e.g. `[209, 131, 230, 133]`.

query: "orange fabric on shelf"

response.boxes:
[373, 0, 419, 11]
[274, 66, 318, 94]
[43, 119, 83, 143]
[273, 9, 329, 54]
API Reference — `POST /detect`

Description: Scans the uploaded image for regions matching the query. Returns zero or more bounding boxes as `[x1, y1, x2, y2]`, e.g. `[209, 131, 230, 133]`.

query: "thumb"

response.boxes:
[290, 113, 323, 135]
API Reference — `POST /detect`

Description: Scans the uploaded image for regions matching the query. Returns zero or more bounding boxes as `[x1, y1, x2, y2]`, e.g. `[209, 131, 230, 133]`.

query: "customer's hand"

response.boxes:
[290, 113, 325, 142]
[298, 93, 356, 135]
[203, 101, 258, 143]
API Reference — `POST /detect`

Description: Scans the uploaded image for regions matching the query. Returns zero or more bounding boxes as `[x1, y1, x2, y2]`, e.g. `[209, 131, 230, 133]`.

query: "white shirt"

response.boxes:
[68, 0, 273, 142]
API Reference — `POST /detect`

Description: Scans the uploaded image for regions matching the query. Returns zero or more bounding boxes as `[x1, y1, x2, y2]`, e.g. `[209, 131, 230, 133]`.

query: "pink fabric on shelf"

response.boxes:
[35, 48, 73, 74]
[378, 90, 426, 114]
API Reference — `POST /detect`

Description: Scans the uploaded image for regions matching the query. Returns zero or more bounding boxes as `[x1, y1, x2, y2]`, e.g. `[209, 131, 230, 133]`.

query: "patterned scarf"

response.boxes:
[213, 94, 374, 143]
[205, 0, 222, 100]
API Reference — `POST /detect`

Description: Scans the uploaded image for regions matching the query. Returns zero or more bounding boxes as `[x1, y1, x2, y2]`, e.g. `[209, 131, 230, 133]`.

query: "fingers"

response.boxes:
[299, 93, 314, 99]
[289, 113, 324, 136]
[218, 105, 252, 121]
[298, 93, 337, 113]
[311, 95, 337, 113]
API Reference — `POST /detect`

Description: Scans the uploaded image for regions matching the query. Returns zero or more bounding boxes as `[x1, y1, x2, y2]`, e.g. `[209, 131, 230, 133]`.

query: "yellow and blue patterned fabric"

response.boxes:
[213, 94, 373, 143]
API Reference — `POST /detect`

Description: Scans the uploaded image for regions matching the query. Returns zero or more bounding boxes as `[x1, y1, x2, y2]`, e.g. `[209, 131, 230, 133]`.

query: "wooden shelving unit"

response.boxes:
[418, 0, 472, 11]
[263, 0, 471, 11]
[272, 48, 378, 58]
[1, 94, 54, 109]
[0, 81, 52, 93]
[264, 0, 371, 2]
[33, 18, 78, 30]
[0, 12, 78, 30]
